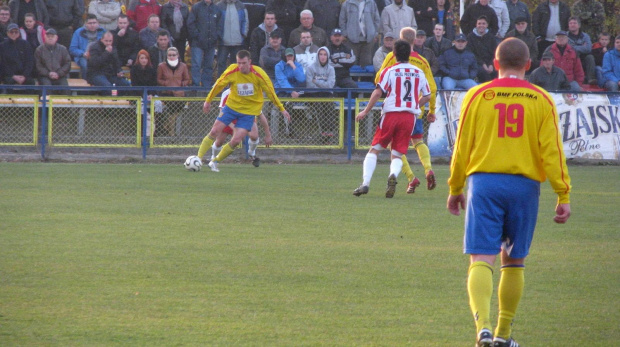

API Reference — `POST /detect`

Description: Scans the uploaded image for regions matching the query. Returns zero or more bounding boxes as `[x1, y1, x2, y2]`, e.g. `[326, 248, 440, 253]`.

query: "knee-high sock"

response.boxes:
[248, 138, 259, 156]
[468, 261, 494, 333]
[362, 153, 377, 186]
[211, 143, 222, 160]
[400, 154, 415, 182]
[197, 134, 215, 159]
[214, 143, 236, 163]
[389, 157, 402, 178]
[414, 142, 432, 174]
[495, 265, 525, 340]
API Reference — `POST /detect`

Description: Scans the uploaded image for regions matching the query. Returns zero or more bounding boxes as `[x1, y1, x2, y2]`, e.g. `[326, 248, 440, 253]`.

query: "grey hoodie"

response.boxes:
[305, 46, 335, 89]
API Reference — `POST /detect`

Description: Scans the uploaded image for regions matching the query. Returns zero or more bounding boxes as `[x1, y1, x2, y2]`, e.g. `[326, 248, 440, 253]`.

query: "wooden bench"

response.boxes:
[70, 61, 81, 78]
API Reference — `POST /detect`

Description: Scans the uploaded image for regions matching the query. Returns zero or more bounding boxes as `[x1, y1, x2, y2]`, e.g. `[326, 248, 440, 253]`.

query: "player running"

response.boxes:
[375, 27, 437, 193]
[197, 50, 290, 172]
[210, 88, 273, 167]
[353, 40, 431, 198]
[447, 38, 571, 347]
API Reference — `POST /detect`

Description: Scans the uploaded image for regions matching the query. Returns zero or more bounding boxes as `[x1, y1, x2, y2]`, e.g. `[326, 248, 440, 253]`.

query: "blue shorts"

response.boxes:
[464, 173, 541, 259]
[217, 106, 255, 131]
[411, 116, 424, 136]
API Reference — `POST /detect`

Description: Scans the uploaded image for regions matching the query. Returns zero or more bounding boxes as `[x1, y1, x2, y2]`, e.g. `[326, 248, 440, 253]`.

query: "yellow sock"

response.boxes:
[400, 154, 415, 182]
[197, 134, 215, 159]
[414, 142, 432, 175]
[495, 265, 524, 340]
[468, 261, 494, 333]
[214, 143, 236, 162]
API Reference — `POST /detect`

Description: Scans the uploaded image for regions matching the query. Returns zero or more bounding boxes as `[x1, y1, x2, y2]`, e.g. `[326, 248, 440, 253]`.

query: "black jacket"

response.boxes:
[0, 37, 34, 81]
[87, 40, 122, 82]
[460, 3, 499, 37]
[130, 64, 157, 87]
[532, 0, 571, 40]
[111, 27, 141, 65]
[327, 41, 355, 80]
[467, 31, 497, 66]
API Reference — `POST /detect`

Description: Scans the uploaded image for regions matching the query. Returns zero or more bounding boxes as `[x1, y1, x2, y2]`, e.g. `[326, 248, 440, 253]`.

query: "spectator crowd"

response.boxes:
[0, 0, 619, 93]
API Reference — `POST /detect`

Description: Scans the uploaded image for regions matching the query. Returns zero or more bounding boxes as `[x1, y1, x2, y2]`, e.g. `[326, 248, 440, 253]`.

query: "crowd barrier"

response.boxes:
[0, 85, 618, 161]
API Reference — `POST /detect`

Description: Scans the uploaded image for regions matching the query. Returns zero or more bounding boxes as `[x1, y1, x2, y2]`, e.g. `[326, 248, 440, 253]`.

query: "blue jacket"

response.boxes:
[275, 59, 305, 90]
[69, 26, 105, 61]
[602, 48, 620, 84]
[216, 0, 248, 42]
[439, 47, 478, 80]
[187, 0, 221, 49]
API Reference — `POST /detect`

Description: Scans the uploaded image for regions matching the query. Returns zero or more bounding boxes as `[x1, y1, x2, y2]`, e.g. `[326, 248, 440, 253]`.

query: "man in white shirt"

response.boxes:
[293, 30, 319, 71]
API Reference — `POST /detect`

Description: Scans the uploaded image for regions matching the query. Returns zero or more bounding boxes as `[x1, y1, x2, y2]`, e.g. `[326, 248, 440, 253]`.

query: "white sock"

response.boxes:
[362, 153, 378, 186]
[211, 144, 222, 160]
[389, 158, 403, 178]
[248, 138, 259, 156]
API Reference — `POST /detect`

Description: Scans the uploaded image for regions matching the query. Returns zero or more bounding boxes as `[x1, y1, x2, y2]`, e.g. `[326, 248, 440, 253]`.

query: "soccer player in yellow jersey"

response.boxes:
[197, 50, 291, 172]
[375, 27, 438, 193]
[447, 38, 572, 347]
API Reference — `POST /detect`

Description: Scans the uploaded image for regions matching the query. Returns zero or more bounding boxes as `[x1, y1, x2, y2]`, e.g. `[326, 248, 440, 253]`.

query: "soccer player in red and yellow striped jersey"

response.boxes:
[375, 27, 438, 193]
[447, 38, 571, 347]
[197, 50, 290, 172]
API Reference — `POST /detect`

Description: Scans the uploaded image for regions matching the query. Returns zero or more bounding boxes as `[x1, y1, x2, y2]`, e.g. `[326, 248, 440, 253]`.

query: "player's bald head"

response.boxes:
[495, 38, 530, 70]
[399, 27, 416, 45]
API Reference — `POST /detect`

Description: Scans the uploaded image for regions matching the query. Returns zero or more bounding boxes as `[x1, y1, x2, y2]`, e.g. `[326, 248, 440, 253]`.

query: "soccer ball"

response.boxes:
[184, 155, 202, 172]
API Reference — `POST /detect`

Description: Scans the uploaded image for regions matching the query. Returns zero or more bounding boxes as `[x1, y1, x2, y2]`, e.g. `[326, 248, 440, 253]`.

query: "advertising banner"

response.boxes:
[432, 90, 620, 160]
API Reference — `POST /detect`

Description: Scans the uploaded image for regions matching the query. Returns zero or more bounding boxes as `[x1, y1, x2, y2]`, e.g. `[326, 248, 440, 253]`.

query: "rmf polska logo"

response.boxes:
[483, 90, 495, 100]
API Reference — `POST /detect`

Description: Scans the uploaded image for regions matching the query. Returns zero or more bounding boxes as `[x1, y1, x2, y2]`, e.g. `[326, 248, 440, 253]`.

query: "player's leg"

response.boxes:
[464, 173, 509, 346]
[210, 114, 254, 171]
[493, 175, 539, 346]
[212, 130, 229, 160]
[468, 255, 496, 347]
[411, 137, 435, 190]
[198, 120, 227, 160]
[353, 147, 380, 196]
[494, 253, 525, 347]
[247, 121, 261, 167]
[384, 112, 415, 198]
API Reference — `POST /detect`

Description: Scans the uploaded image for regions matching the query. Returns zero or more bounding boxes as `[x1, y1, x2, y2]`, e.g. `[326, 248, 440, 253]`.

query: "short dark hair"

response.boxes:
[118, 14, 129, 20]
[616, 35, 620, 41]
[496, 37, 529, 70]
[0, 5, 10, 12]
[158, 29, 169, 37]
[237, 50, 251, 60]
[265, 11, 275, 17]
[148, 14, 160, 22]
[24, 12, 35, 19]
[393, 40, 411, 63]
[568, 16, 580, 25]
[476, 15, 488, 24]
[86, 14, 98, 21]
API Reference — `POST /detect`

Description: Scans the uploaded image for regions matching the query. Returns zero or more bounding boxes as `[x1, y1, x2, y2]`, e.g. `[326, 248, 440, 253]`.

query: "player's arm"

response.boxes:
[374, 52, 394, 84]
[356, 86, 383, 121]
[423, 64, 437, 115]
[203, 66, 235, 113]
[538, 102, 572, 221]
[257, 67, 291, 122]
[257, 113, 272, 147]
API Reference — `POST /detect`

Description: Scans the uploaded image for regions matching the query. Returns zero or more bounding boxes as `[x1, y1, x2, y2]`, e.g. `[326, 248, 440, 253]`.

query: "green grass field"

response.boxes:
[0, 162, 618, 346]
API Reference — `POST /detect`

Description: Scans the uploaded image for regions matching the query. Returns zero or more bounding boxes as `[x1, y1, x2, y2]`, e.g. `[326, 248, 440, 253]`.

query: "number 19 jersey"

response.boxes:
[449, 78, 571, 203]
[377, 63, 431, 115]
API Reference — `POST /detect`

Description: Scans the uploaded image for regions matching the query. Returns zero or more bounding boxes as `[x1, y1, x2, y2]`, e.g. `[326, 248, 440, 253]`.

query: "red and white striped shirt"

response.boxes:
[377, 63, 431, 115]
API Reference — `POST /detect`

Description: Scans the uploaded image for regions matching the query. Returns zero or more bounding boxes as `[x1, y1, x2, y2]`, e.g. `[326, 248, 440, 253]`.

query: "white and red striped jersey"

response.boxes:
[377, 63, 431, 115]
[218, 88, 231, 109]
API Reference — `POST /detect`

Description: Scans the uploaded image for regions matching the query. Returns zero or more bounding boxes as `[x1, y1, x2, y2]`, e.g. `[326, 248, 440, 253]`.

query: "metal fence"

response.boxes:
[0, 85, 437, 159]
[0, 95, 39, 146]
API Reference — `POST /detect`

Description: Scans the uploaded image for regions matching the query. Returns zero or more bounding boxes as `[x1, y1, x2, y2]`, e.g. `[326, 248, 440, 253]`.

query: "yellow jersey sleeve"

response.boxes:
[448, 78, 571, 203]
